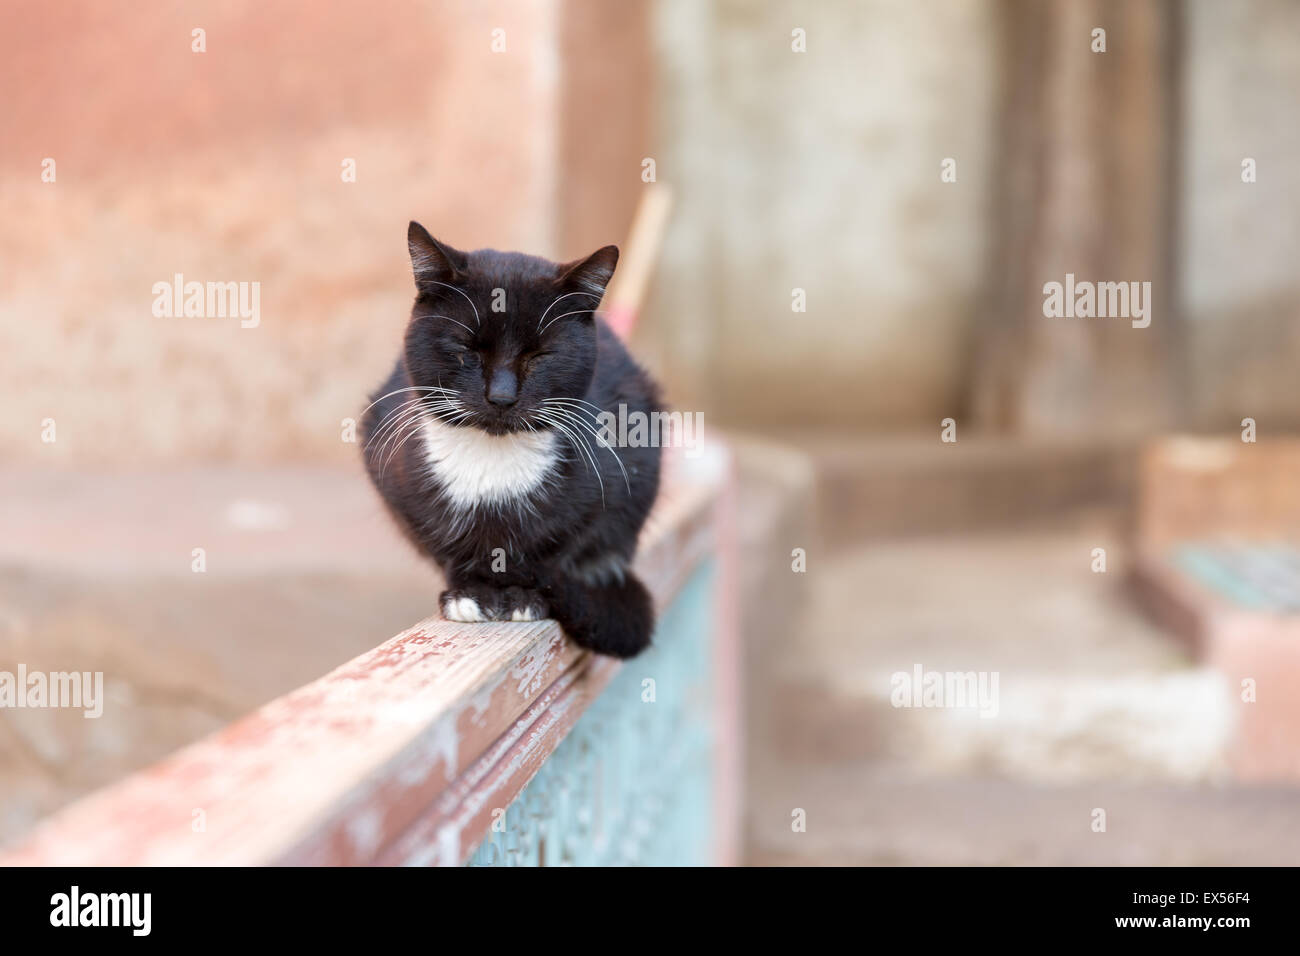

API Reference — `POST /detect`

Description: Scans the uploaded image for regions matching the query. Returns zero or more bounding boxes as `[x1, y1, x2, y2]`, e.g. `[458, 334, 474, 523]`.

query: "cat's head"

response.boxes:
[401, 222, 618, 436]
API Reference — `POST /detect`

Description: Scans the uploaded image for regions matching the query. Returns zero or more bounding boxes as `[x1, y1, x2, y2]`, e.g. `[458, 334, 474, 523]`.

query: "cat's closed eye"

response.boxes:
[524, 351, 553, 372]
[450, 349, 481, 368]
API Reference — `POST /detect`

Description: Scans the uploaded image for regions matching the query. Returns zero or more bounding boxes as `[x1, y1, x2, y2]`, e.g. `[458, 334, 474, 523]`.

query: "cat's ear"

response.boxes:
[407, 221, 466, 287]
[556, 245, 619, 301]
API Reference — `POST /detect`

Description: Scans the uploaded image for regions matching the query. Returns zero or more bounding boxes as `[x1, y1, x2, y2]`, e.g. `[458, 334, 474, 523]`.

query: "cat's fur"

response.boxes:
[359, 222, 663, 658]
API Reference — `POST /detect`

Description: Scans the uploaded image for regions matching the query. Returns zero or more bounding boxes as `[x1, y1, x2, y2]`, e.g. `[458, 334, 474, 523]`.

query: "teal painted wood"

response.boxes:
[466, 562, 717, 866]
[1175, 543, 1300, 612]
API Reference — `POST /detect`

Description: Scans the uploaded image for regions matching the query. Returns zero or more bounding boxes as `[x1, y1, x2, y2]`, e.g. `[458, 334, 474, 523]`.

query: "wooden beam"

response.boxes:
[0, 443, 730, 866]
[604, 185, 674, 339]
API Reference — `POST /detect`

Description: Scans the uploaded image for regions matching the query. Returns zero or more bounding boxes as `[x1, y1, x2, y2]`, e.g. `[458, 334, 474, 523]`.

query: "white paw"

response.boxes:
[443, 595, 487, 622]
[510, 607, 538, 622]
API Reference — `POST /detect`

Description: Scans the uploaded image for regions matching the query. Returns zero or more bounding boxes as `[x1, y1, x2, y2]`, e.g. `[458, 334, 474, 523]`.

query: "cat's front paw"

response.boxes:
[502, 586, 549, 622]
[440, 587, 499, 622]
[440, 585, 550, 623]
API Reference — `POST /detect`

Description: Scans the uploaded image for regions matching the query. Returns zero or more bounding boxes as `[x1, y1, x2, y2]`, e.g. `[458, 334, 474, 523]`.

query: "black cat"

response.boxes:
[360, 223, 663, 658]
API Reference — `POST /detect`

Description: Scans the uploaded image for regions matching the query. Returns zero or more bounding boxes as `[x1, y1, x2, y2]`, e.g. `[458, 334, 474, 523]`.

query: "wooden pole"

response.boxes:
[973, 0, 1182, 437]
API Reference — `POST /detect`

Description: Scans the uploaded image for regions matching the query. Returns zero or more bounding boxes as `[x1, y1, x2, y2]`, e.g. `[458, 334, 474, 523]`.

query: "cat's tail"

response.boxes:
[540, 570, 655, 659]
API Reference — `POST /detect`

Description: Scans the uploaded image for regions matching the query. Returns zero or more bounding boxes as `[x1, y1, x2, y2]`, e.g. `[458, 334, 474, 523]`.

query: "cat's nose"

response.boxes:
[487, 367, 518, 406]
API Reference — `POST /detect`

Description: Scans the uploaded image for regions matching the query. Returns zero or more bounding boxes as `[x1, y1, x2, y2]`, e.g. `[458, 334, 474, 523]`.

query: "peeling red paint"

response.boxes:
[0, 444, 729, 866]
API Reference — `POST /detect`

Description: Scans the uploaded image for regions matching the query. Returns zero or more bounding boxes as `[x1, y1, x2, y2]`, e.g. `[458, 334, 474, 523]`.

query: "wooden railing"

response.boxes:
[0, 442, 738, 866]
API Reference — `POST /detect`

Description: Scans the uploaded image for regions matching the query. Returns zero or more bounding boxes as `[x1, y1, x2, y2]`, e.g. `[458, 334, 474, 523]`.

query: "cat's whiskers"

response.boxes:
[532, 408, 606, 507]
[364, 397, 430, 452]
[379, 400, 468, 478]
[368, 392, 458, 455]
[421, 281, 481, 328]
[541, 395, 605, 413]
[539, 400, 631, 494]
[359, 385, 457, 418]
[538, 307, 602, 336]
[539, 419, 603, 508]
[535, 291, 602, 333]
[373, 400, 451, 467]
[413, 312, 475, 336]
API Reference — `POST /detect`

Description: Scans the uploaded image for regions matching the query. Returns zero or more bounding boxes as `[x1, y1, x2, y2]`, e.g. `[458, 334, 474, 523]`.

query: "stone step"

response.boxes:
[754, 430, 1138, 547]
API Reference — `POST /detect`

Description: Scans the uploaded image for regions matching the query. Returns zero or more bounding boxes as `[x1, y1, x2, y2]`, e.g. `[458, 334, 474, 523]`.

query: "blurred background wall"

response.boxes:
[4, 0, 1300, 459]
[0, 0, 651, 464]
[648, 0, 999, 427]
[1181, 0, 1300, 431]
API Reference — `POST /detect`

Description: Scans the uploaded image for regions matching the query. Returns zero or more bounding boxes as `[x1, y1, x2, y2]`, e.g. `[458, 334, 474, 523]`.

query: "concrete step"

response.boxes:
[757, 430, 1138, 547]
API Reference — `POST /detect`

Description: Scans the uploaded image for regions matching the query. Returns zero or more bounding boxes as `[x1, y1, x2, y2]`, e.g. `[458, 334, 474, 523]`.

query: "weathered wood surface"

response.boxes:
[1134, 555, 1300, 780]
[1129, 553, 1249, 655]
[1137, 437, 1300, 552]
[1130, 436, 1300, 781]
[1, 443, 729, 866]
[1131, 436, 1300, 647]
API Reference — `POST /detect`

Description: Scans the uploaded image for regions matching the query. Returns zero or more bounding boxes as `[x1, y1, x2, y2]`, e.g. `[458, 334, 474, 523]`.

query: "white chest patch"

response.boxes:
[420, 416, 559, 510]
